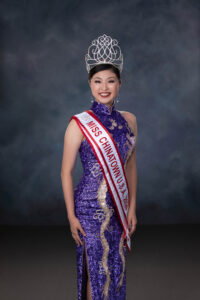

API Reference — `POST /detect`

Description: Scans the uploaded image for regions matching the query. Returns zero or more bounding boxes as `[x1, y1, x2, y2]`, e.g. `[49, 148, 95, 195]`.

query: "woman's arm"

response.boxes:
[61, 118, 86, 245]
[121, 111, 138, 237]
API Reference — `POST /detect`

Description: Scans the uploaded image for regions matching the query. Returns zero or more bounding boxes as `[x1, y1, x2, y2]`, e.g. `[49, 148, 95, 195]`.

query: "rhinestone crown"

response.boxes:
[85, 34, 123, 73]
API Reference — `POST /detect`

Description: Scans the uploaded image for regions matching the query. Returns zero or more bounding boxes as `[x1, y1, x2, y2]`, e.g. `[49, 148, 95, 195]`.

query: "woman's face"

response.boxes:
[89, 69, 122, 106]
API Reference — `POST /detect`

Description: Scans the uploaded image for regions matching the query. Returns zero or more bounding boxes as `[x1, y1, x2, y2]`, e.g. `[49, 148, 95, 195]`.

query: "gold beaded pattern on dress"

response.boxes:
[90, 162, 102, 178]
[126, 133, 136, 153]
[93, 207, 115, 223]
[97, 178, 111, 300]
[108, 118, 124, 131]
[117, 231, 126, 292]
[108, 118, 118, 130]
[94, 118, 135, 296]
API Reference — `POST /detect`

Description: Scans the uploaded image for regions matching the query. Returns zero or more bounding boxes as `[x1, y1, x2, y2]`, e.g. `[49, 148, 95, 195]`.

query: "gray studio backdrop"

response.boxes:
[0, 0, 199, 225]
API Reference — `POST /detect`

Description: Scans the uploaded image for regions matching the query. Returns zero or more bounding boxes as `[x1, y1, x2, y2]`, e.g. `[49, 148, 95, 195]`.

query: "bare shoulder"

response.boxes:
[64, 116, 84, 142]
[118, 110, 137, 136]
[66, 117, 79, 132]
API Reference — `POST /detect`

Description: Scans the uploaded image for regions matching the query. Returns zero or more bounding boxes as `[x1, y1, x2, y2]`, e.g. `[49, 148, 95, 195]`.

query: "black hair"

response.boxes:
[88, 63, 121, 82]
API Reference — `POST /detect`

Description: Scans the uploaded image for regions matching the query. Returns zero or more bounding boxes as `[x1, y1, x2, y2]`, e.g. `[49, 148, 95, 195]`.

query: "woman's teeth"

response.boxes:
[100, 93, 111, 97]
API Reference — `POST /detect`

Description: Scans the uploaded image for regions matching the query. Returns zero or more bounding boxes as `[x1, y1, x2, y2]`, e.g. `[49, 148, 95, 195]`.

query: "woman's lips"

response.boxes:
[99, 93, 111, 98]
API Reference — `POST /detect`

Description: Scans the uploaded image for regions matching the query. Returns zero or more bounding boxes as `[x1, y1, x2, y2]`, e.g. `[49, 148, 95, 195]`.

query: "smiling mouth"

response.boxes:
[99, 93, 111, 97]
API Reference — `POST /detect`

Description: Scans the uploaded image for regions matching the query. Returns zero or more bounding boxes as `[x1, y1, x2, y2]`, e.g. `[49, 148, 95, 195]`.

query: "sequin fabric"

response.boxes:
[73, 99, 136, 300]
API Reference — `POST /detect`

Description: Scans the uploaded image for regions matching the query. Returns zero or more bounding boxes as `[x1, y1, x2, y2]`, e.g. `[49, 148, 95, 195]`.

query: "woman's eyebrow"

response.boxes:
[94, 76, 116, 79]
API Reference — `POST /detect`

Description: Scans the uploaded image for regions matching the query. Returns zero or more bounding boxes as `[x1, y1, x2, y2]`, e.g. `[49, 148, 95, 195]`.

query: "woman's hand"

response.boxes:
[127, 209, 137, 238]
[69, 215, 86, 246]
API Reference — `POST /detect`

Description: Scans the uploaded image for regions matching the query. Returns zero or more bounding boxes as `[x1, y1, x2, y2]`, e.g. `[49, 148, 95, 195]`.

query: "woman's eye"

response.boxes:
[95, 80, 115, 83]
[94, 80, 115, 83]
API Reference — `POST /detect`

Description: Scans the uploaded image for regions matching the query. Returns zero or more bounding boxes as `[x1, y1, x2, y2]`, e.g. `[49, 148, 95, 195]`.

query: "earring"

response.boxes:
[115, 92, 120, 103]
[90, 93, 94, 102]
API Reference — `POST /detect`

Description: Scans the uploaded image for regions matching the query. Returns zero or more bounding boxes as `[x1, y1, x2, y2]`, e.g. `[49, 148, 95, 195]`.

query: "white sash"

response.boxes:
[71, 110, 131, 251]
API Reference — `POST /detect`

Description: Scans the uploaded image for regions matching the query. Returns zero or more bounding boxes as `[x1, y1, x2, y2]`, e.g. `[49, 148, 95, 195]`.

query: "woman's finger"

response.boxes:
[72, 231, 80, 245]
[78, 225, 86, 237]
[130, 224, 136, 236]
[73, 230, 83, 246]
[76, 234, 83, 245]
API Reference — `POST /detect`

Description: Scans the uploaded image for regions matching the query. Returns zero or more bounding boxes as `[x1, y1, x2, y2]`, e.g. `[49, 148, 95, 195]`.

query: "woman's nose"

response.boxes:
[101, 82, 108, 90]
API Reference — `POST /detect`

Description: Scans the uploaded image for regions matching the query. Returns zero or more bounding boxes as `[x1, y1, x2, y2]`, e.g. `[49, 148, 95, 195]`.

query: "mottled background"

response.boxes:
[0, 0, 199, 225]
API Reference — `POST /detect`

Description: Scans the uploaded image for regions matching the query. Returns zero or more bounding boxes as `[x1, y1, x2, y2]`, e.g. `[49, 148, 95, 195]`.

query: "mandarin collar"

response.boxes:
[90, 99, 116, 116]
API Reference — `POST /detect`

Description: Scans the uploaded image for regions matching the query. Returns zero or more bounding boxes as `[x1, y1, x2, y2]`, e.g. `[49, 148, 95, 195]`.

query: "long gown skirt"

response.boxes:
[74, 140, 128, 300]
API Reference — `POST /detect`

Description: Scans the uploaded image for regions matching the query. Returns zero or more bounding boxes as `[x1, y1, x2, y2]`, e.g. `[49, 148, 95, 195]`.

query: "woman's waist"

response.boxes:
[74, 174, 104, 193]
[74, 190, 114, 211]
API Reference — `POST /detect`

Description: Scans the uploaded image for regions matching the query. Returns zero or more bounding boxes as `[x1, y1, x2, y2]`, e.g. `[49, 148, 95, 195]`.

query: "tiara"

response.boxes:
[85, 34, 123, 73]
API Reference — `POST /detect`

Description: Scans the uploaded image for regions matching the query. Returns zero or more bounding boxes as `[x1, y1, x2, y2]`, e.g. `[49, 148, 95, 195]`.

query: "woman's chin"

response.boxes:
[95, 95, 115, 104]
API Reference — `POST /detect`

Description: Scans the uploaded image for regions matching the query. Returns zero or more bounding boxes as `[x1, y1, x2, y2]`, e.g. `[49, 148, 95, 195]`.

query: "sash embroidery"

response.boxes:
[70, 110, 131, 251]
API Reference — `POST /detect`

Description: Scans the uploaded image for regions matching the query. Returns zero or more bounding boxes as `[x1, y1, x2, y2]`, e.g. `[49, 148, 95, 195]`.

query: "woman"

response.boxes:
[61, 34, 138, 300]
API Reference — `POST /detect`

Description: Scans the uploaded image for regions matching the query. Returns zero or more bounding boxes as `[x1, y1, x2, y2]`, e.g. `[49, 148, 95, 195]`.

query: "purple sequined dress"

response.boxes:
[73, 99, 136, 300]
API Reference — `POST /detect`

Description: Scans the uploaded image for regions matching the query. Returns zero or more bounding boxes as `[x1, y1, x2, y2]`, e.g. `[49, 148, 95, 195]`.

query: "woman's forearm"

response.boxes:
[61, 171, 76, 221]
[126, 164, 137, 214]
